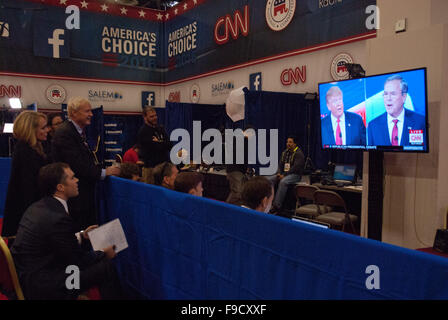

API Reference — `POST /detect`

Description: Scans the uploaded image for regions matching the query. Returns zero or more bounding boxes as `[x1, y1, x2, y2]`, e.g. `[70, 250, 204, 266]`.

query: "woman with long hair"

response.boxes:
[1, 111, 50, 238]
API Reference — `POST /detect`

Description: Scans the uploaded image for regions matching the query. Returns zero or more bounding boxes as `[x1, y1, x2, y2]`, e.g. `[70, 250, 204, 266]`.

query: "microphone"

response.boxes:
[394, 136, 398, 141]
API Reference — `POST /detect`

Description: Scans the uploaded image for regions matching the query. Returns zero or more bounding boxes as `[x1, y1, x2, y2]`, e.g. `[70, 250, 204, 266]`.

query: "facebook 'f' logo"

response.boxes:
[250, 72, 262, 91]
[33, 23, 70, 59]
[142, 91, 155, 108]
[48, 29, 65, 58]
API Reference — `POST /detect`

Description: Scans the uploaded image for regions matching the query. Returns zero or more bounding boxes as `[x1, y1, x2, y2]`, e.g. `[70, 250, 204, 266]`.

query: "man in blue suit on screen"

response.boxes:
[321, 86, 366, 147]
[367, 75, 426, 147]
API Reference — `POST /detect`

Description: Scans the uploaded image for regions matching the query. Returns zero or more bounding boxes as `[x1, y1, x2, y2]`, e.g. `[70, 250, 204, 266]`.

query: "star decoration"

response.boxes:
[59, 0, 67, 5]
[101, 4, 108, 11]
[138, 10, 146, 17]
[120, 7, 128, 15]
[156, 13, 163, 20]
[183, 3, 188, 10]
[80, 0, 88, 8]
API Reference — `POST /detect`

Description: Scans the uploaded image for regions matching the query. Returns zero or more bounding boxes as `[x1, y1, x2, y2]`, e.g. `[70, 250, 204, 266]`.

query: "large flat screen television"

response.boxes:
[318, 67, 428, 152]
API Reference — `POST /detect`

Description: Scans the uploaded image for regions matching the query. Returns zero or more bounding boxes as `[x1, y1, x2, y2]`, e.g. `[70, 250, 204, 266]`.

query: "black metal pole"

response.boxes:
[368, 151, 384, 240]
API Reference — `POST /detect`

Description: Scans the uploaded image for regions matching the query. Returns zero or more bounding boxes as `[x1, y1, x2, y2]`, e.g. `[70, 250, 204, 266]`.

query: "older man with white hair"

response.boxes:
[51, 97, 120, 230]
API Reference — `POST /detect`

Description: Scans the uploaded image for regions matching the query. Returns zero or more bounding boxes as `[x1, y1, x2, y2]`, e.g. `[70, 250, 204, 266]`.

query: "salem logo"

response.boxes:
[214, 5, 249, 45]
[0, 85, 21, 98]
[89, 90, 123, 102]
[281, 66, 306, 85]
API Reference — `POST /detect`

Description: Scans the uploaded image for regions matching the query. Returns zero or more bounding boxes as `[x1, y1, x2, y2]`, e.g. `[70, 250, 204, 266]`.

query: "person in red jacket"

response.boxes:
[123, 144, 141, 164]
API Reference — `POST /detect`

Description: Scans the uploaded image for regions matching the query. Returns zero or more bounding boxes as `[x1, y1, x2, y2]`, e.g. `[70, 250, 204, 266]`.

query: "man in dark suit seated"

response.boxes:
[11, 162, 121, 300]
[321, 86, 366, 147]
[367, 75, 426, 146]
[52, 97, 120, 231]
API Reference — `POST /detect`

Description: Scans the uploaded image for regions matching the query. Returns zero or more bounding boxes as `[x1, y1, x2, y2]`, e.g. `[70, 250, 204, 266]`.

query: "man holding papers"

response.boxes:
[11, 162, 122, 300]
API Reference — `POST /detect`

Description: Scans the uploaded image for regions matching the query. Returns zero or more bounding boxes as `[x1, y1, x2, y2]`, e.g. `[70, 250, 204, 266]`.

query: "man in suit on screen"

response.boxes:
[321, 86, 366, 147]
[367, 75, 426, 147]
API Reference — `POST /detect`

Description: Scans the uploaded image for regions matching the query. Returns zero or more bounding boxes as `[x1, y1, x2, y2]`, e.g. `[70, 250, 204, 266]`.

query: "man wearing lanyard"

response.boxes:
[267, 136, 305, 214]
[52, 97, 120, 231]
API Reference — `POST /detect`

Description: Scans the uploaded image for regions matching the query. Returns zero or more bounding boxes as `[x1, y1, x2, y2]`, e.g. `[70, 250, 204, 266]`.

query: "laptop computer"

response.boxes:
[332, 164, 356, 186]
[292, 216, 330, 229]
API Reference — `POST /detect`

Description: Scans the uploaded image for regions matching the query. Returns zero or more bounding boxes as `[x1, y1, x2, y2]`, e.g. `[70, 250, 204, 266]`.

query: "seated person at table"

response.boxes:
[11, 162, 122, 300]
[152, 161, 178, 190]
[123, 144, 143, 164]
[174, 172, 204, 197]
[119, 162, 141, 181]
[241, 176, 274, 213]
[267, 136, 305, 214]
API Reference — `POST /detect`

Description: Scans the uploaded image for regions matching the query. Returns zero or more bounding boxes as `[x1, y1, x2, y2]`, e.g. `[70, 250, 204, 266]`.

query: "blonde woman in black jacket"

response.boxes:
[1, 111, 49, 238]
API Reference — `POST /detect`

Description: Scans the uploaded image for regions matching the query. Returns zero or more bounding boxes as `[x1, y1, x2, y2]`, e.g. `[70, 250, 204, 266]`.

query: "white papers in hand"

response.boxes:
[87, 218, 128, 254]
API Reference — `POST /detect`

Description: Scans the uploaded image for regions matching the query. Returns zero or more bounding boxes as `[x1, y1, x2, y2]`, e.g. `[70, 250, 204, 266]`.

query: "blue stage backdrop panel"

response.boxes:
[0, 157, 12, 218]
[98, 177, 448, 299]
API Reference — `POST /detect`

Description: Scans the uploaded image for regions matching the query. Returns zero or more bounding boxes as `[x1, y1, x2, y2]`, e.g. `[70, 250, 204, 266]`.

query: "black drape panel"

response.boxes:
[165, 101, 226, 162]
[244, 89, 309, 173]
[103, 114, 143, 157]
[192, 103, 226, 134]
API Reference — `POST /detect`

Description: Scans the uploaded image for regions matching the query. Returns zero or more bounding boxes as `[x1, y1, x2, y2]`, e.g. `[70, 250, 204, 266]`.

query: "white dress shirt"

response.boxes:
[54, 196, 82, 244]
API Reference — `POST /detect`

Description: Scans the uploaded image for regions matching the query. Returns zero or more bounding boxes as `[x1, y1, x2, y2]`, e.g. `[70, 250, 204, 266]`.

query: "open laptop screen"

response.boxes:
[333, 164, 356, 182]
[292, 217, 329, 229]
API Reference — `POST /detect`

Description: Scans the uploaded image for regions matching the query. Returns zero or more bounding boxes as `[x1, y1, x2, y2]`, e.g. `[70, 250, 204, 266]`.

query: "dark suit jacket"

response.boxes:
[321, 112, 366, 146]
[278, 147, 305, 176]
[137, 124, 171, 167]
[367, 109, 426, 146]
[51, 121, 102, 229]
[1, 141, 48, 237]
[11, 197, 106, 300]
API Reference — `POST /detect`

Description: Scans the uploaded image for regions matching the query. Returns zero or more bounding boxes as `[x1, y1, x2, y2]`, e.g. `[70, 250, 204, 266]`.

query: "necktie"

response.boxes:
[335, 119, 342, 145]
[391, 119, 399, 146]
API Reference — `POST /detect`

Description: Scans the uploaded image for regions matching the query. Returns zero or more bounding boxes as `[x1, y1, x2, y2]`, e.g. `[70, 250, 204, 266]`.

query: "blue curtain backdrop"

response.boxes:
[98, 177, 448, 300]
[0, 157, 11, 217]
[165, 102, 226, 160]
